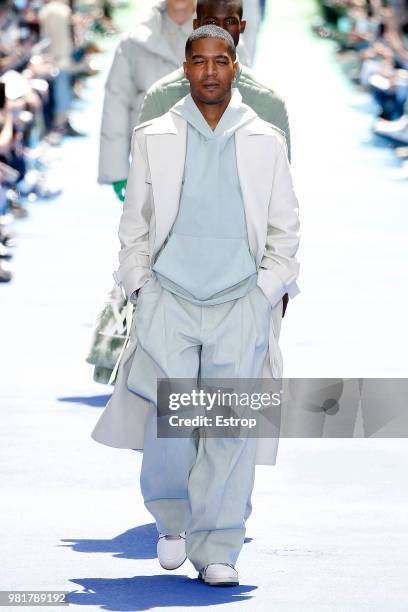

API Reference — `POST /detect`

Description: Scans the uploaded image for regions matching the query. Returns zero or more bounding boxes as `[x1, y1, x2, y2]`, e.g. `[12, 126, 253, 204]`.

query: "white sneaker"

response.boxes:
[198, 563, 239, 586]
[374, 115, 408, 134]
[157, 532, 186, 570]
[373, 117, 408, 143]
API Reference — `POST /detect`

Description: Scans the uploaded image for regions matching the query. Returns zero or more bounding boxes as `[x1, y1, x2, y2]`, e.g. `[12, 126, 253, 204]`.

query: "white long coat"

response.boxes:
[91, 109, 300, 465]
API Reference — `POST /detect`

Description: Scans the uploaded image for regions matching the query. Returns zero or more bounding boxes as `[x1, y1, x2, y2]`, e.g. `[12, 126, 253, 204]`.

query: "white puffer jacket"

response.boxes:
[98, 1, 192, 184]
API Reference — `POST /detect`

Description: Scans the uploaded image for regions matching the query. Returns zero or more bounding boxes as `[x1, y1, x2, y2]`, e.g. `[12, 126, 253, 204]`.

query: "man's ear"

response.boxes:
[240, 19, 247, 33]
[183, 61, 189, 81]
[193, 18, 199, 30]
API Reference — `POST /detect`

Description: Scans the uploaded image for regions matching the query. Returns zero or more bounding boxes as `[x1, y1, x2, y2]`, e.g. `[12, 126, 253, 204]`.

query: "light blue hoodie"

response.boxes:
[152, 89, 258, 305]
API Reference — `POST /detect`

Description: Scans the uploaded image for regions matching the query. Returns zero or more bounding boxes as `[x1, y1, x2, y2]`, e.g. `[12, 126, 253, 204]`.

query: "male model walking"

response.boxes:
[92, 25, 300, 586]
[88, 0, 291, 386]
[140, 0, 291, 160]
[98, 0, 195, 198]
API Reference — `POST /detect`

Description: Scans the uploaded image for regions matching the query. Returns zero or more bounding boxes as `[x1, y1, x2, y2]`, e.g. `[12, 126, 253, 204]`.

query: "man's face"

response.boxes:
[194, 0, 246, 47]
[184, 37, 237, 105]
[166, 0, 195, 24]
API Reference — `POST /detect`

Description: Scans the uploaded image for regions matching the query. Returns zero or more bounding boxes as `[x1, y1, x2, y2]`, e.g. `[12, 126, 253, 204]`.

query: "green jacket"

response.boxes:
[138, 63, 291, 162]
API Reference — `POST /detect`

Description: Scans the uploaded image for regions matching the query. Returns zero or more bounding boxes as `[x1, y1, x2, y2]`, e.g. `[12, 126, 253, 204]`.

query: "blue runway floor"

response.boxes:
[1, 1, 407, 610]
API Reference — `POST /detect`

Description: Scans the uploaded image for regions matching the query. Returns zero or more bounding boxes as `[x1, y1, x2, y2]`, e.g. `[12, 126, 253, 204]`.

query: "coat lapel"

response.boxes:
[235, 122, 274, 268]
[145, 114, 187, 259]
[145, 114, 274, 268]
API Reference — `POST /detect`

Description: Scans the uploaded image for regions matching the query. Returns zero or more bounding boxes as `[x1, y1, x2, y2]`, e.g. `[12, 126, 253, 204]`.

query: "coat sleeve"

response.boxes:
[257, 139, 300, 307]
[268, 93, 291, 163]
[113, 129, 152, 298]
[138, 83, 166, 123]
[98, 40, 135, 184]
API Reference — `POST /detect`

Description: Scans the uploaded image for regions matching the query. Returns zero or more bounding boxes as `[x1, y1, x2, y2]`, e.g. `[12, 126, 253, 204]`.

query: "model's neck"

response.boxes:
[191, 91, 232, 130]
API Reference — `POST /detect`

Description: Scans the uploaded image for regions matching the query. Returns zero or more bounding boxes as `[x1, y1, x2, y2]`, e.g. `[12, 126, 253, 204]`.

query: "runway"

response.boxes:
[1, 1, 407, 610]
[257, 2, 408, 378]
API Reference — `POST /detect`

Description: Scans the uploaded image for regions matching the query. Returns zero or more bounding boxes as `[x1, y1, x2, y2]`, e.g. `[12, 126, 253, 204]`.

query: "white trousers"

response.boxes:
[130, 274, 271, 570]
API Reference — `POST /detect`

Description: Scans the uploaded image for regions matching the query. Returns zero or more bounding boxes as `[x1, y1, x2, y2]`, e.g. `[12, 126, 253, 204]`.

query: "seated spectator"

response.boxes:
[1, 0, 107, 283]
[314, 0, 408, 178]
[0, 93, 15, 282]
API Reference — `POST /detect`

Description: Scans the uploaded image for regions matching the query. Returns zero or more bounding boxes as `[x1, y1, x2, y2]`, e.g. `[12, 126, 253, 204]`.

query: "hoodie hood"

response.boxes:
[170, 89, 257, 141]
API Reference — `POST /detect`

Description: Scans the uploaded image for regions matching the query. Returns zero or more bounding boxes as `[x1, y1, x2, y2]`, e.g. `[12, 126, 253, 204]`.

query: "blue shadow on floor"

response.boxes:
[63, 525, 256, 608]
[58, 394, 112, 408]
[67, 575, 256, 610]
[60, 524, 158, 560]
[60, 523, 253, 561]
[370, 132, 408, 149]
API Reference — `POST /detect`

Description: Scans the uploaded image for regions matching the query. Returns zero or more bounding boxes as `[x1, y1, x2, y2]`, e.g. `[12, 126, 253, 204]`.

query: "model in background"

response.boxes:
[98, 0, 195, 201]
[242, 0, 261, 63]
[140, 0, 291, 158]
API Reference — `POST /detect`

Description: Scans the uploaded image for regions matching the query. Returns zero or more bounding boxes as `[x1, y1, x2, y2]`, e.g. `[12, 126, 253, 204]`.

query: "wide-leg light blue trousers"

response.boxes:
[130, 274, 271, 571]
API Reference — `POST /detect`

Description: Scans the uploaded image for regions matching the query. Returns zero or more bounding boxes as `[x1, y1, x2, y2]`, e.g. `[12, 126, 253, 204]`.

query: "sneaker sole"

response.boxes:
[198, 574, 239, 586]
[159, 555, 187, 571]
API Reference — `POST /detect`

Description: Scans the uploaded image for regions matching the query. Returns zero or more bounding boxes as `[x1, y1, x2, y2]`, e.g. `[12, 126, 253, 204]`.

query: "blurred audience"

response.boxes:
[0, 0, 111, 282]
[314, 0, 408, 178]
[1, 0, 269, 283]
